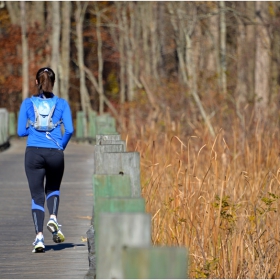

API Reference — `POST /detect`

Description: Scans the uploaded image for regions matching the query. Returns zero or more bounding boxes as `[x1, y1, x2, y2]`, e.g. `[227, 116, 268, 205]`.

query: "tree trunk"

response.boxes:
[122, 2, 136, 136]
[188, 40, 215, 137]
[168, 2, 215, 137]
[20, 1, 28, 100]
[75, 1, 91, 137]
[44, 2, 52, 66]
[30, 1, 45, 29]
[254, 1, 271, 121]
[270, 2, 280, 104]
[234, 2, 247, 111]
[158, 2, 166, 79]
[141, 2, 151, 77]
[6, 1, 20, 25]
[94, 3, 105, 114]
[84, 65, 126, 132]
[246, 2, 256, 101]
[205, 2, 220, 93]
[219, 1, 227, 96]
[167, 2, 189, 85]
[51, 1, 60, 96]
[151, 2, 159, 82]
[60, 1, 71, 102]
[115, 2, 126, 126]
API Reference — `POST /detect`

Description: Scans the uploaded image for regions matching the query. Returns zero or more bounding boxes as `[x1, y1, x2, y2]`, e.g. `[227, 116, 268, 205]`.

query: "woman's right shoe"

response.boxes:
[47, 218, 65, 243]
[32, 236, 45, 253]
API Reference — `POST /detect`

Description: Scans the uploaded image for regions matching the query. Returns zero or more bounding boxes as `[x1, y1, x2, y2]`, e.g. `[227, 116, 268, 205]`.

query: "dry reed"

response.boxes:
[128, 114, 280, 278]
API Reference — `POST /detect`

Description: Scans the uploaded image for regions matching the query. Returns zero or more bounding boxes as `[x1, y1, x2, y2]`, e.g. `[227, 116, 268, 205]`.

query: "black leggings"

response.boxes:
[25, 147, 64, 234]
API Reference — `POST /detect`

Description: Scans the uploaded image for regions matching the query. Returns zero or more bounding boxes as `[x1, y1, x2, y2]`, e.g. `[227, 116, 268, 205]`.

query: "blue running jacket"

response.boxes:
[17, 95, 74, 150]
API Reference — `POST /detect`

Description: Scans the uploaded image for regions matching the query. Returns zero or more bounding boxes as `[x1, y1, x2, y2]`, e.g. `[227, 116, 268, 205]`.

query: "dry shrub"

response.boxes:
[127, 113, 280, 279]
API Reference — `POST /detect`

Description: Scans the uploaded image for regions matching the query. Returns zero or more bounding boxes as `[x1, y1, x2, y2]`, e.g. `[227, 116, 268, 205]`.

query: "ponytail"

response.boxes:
[36, 67, 55, 94]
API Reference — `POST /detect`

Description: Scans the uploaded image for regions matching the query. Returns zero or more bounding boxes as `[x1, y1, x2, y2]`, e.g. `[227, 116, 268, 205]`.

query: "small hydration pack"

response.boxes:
[29, 96, 61, 132]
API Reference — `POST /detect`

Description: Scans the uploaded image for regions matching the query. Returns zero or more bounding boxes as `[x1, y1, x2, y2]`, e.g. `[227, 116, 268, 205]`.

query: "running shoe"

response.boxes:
[32, 236, 45, 253]
[47, 218, 65, 243]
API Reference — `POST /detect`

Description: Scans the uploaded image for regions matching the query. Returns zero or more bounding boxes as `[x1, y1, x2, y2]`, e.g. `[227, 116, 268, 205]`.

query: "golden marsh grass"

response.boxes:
[128, 115, 280, 278]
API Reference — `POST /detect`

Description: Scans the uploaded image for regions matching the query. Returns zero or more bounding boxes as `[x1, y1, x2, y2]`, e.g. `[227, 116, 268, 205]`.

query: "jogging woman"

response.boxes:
[17, 67, 74, 253]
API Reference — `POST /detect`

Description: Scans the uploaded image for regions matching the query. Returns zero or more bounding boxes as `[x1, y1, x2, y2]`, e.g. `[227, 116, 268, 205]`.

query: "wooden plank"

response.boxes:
[0, 138, 94, 279]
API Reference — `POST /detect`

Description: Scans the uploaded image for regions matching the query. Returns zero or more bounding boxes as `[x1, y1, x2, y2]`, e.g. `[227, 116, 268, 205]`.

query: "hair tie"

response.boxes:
[44, 69, 48, 72]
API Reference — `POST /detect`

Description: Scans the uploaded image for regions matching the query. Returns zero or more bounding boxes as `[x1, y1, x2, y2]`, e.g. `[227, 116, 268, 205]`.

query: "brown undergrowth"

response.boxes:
[127, 115, 280, 278]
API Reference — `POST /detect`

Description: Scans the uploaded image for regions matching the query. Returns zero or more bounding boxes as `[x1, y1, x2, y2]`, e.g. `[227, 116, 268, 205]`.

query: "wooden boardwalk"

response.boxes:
[0, 138, 95, 279]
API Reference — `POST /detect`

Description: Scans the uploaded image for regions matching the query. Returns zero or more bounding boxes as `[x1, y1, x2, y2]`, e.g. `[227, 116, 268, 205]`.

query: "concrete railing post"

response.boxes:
[9, 112, 16, 136]
[96, 134, 121, 144]
[0, 108, 9, 148]
[122, 246, 189, 279]
[88, 110, 97, 139]
[76, 111, 85, 138]
[86, 130, 189, 279]
[101, 152, 141, 197]
[96, 213, 151, 279]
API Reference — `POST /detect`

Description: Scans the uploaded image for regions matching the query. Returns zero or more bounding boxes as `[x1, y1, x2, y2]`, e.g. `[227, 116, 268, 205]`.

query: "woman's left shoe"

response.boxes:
[47, 218, 65, 243]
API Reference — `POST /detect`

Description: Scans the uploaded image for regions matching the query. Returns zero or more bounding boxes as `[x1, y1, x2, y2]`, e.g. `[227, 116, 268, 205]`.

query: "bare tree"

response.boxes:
[270, 2, 280, 102]
[20, 1, 28, 100]
[206, 2, 220, 81]
[219, 1, 227, 96]
[234, 2, 247, 111]
[121, 2, 137, 136]
[115, 2, 126, 122]
[29, 2, 45, 29]
[75, 1, 91, 137]
[140, 2, 151, 77]
[60, 1, 71, 102]
[168, 2, 189, 86]
[6, 1, 20, 25]
[246, 2, 256, 101]
[168, 2, 215, 137]
[89, 3, 106, 114]
[51, 1, 60, 96]
[254, 1, 271, 121]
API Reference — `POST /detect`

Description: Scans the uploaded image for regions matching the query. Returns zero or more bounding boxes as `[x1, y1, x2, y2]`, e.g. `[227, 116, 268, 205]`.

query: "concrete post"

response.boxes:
[8, 112, 16, 136]
[93, 196, 146, 229]
[96, 213, 151, 279]
[92, 174, 131, 206]
[76, 111, 85, 138]
[99, 140, 126, 151]
[100, 152, 141, 197]
[93, 145, 125, 174]
[96, 134, 121, 144]
[122, 246, 189, 279]
[88, 110, 97, 139]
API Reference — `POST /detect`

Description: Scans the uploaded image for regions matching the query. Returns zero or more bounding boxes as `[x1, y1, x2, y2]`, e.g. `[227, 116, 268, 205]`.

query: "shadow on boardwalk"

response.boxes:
[0, 138, 94, 279]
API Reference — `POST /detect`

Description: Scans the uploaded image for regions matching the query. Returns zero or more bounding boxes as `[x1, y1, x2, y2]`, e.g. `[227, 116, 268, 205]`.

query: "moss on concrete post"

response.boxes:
[76, 111, 85, 138]
[96, 213, 151, 279]
[122, 246, 189, 279]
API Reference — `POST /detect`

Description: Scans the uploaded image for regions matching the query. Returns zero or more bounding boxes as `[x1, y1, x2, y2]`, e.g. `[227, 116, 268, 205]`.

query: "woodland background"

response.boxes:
[2, 1, 280, 278]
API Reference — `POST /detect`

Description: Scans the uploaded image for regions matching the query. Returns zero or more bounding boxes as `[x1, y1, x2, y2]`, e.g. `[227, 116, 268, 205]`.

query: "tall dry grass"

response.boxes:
[127, 112, 280, 278]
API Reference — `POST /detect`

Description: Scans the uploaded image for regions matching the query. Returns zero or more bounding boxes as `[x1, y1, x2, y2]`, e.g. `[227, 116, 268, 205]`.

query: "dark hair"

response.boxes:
[36, 67, 55, 94]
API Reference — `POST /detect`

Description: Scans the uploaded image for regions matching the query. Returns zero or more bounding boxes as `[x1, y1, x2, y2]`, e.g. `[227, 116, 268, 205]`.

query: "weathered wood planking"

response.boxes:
[0, 138, 94, 279]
